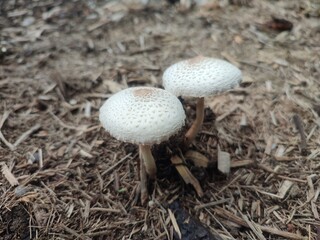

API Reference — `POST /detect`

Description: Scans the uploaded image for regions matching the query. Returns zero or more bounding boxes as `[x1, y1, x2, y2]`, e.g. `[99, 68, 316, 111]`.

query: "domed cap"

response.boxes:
[163, 56, 242, 97]
[99, 87, 186, 145]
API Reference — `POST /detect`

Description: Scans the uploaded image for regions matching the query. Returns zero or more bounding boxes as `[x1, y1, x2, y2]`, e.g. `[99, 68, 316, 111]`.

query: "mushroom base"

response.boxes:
[139, 144, 157, 179]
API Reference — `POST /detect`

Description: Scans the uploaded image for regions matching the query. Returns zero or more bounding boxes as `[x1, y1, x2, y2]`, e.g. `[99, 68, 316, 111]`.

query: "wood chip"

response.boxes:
[171, 155, 204, 197]
[1, 163, 19, 186]
[277, 180, 294, 199]
[264, 135, 274, 156]
[231, 159, 255, 168]
[184, 150, 209, 168]
[217, 145, 231, 175]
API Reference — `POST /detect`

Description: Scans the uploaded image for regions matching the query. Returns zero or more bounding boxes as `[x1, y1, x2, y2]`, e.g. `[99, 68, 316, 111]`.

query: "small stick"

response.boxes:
[89, 207, 121, 213]
[292, 114, 308, 156]
[231, 159, 255, 168]
[49, 111, 80, 130]
[214, 207, 307, 240]
[13, 124, 41, 148]
[0, 111, 10, 129]
[38, 148, 43, 169]
[60, 224, 84, 239]
[0, 111, 15, 150]
[113, 171, 120, 192]
[0, 131, 15, 150]
[257, 163, 307, 183]
[101, 153, 132, 176]
[195, 198, 231, 210]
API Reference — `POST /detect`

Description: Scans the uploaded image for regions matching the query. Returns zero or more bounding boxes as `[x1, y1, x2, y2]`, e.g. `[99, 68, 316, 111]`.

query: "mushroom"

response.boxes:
[162, 56, 242, 145]
[99, 86, 186, 202]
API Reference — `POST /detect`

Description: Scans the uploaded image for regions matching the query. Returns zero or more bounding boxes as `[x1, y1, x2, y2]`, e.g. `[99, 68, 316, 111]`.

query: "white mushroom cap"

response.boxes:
[99, 87, 186, 145]
[163, 56, 242, 97]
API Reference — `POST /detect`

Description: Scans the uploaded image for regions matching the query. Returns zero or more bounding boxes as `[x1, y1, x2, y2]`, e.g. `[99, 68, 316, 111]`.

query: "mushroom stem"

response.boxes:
[139, 150, 148, 205]
[139, 144, 157, 179]
[185, 97, 205, 146]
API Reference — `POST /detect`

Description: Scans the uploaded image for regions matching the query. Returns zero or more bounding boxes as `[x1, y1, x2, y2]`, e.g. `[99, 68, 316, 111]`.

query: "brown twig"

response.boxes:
[293, 114, 308, 156]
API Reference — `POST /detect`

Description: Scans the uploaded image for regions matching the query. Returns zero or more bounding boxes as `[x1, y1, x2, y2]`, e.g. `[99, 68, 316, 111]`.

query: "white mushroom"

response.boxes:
[163, 56, 242, 145]
[99, 86, 186, 180]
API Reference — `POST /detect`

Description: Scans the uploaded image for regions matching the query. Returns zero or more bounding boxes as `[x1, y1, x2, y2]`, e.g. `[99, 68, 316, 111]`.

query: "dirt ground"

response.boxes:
[0, 0, 320, 239]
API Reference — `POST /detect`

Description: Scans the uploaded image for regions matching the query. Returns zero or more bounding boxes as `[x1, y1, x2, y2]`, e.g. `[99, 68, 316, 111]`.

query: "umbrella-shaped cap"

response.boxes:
[163, 56, 242, 97]
[99, 87, 186, 145]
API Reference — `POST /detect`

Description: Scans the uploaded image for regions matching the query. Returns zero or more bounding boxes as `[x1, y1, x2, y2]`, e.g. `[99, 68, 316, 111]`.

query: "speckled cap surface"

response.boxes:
[99, 87, 186, 145]
[162, 56, 242, 97]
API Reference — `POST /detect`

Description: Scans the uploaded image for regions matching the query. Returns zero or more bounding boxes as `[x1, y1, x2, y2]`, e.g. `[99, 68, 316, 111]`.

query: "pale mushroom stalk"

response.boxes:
[185, 97, 204, 146]
[139, 144, 156, 179]
[139, 147, 148, 205]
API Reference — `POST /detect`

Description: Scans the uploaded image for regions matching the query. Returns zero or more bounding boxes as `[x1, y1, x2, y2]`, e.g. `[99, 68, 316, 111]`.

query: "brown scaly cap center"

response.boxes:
[187, 55, 206, 65]
[133, 88, 155, 98]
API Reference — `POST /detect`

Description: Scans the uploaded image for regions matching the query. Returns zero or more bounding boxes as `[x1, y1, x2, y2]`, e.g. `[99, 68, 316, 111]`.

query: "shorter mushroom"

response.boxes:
[99, 86, 186, 203]
[163, 56, 242, 145]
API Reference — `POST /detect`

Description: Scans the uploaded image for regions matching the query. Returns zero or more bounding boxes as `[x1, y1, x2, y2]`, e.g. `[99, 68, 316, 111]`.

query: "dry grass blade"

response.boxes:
[168, 208, 182, 239]
[1, 163, 19, 186]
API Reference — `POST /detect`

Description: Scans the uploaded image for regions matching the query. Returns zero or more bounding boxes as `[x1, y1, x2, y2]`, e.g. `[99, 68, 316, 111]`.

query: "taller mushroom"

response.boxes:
[163, 56, 242, 145]
[99, 86, 186, 203]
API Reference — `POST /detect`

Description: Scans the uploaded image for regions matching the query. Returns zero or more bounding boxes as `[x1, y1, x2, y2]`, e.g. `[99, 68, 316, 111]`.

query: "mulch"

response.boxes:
[0, 0, 319, 239]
